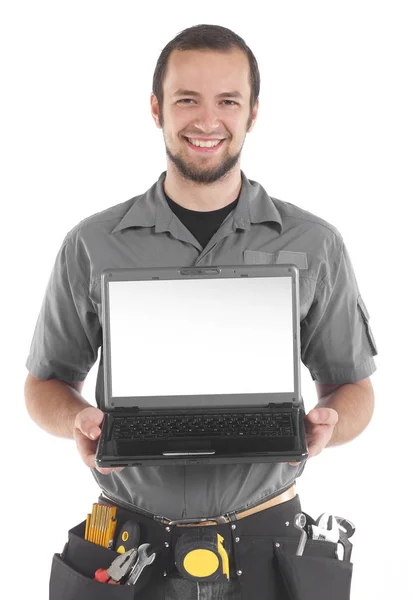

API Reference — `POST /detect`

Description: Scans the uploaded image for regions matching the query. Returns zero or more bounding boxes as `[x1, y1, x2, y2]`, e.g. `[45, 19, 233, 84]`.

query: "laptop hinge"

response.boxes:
[268, 402, 292, 410]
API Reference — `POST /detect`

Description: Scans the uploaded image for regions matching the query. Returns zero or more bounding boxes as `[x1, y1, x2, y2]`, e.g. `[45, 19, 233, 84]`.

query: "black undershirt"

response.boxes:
[164, 192, 240, 248]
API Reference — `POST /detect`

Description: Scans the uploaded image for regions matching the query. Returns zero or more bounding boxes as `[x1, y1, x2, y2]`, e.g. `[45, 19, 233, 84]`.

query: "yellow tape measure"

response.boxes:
[175, 532, 230, 582]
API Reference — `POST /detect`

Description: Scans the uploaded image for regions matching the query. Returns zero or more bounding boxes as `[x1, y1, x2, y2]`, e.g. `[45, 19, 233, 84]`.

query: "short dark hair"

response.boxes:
[152, 24, 260, 120]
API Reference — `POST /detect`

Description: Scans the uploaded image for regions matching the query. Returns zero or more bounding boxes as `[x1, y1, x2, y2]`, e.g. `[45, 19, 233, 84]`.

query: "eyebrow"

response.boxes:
[172, 89, 244, 100]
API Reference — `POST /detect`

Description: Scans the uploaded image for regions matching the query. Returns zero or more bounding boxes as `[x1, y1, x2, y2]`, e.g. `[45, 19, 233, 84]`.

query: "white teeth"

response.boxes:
[187, 138, 222, 148]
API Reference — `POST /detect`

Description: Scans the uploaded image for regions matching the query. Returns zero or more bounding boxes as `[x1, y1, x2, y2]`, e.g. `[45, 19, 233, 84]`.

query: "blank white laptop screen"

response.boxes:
[108, 276, 294, 398]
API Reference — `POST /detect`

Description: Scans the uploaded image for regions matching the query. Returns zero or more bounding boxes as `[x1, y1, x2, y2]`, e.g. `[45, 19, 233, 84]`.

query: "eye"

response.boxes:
[176, 99, 239, 106]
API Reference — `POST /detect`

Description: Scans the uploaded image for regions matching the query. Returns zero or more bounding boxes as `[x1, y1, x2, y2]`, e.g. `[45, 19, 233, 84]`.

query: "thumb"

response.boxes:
[75, 408, 104, 440]
[307, 408, 324, 423]
[87, 426, 101, 440]
[308, 407, 338, 426]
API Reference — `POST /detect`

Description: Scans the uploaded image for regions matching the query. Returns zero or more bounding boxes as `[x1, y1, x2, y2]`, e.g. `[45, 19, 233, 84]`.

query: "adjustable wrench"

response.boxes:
[312, 513, 340, 543]
[335, 517, 355, 562]
[335, 517, 355, 539]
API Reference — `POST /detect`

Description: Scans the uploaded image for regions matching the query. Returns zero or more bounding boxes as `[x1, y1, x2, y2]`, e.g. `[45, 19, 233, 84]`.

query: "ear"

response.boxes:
[150, 93, 162, 129]
[247, 98, 259, 133]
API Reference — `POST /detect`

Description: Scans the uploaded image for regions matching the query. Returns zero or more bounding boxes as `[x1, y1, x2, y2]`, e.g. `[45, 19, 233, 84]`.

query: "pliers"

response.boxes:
[94, 547, 138, 584]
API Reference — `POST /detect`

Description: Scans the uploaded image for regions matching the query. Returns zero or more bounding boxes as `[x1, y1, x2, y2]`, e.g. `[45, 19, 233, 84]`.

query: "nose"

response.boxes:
[192, 104, 221, 134]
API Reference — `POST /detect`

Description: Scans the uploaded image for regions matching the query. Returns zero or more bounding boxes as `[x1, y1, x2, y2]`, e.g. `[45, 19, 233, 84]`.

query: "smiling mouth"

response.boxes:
[184, 137, 226, 152]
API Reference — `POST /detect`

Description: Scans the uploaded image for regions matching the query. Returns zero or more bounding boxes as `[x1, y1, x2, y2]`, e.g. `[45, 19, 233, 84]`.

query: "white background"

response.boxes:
[1, 1, 412, 598]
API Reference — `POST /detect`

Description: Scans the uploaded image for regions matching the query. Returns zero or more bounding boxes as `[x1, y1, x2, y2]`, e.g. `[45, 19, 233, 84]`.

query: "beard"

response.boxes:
[164, 136, 244, 184]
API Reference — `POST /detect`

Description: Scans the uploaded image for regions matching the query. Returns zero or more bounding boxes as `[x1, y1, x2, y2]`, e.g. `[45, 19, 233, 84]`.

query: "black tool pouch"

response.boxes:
[273, 537, 353, 600]
[49, 520, 165, 600]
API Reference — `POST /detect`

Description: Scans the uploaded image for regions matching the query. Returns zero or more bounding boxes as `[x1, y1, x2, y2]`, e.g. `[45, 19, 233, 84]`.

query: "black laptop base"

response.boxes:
[95, 408, 308, 468]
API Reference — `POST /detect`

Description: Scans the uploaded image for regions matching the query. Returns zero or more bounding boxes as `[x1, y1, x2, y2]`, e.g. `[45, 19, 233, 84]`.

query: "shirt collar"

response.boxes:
[111, 170, 283, 234]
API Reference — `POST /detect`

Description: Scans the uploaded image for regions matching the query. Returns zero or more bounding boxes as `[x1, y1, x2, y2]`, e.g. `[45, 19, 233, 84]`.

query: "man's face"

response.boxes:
[151, 48, 258, 184]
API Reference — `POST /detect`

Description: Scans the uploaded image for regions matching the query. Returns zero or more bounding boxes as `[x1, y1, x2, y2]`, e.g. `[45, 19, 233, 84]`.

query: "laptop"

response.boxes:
[95, 264, 308, 467]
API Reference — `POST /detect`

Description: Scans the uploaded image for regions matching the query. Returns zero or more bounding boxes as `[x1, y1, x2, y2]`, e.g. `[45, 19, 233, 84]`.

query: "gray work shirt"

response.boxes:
[26, 170, 378, 519]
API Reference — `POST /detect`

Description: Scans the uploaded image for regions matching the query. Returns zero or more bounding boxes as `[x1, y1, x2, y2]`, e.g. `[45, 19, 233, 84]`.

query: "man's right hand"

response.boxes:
[74, 407, 125, 475]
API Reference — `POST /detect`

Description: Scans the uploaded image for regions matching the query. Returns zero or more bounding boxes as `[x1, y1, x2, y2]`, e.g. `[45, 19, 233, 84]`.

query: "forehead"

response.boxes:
[163, 48, 250, 96]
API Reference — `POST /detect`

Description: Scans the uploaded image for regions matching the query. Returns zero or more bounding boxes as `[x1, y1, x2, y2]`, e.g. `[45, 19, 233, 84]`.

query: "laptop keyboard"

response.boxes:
[113, 412, 294, 440]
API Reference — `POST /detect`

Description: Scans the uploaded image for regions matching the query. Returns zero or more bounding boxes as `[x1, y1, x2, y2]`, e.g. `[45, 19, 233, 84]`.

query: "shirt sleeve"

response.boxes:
[300, 239, 378, 384]
[25, 232, 101, 382]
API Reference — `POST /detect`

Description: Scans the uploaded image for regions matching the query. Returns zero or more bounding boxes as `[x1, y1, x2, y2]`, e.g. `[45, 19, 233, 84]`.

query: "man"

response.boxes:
[25, 24, 377, 599]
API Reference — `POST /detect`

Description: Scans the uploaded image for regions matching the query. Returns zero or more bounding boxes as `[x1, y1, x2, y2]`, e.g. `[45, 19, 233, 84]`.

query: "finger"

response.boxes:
[76, 439, 124, 473]
[308, 408, 338, 426]
[75, 415, 102, 440]
[308, 424, 332, 438]
[76, 443, 99, 468]
[95, 466, 125, 475]
[312, 422, 336, 443]
[95, 466, 115, 475]
[88, 426, 101, 440]
[307, 442, 323, 459]
[73, 429, 99, 467]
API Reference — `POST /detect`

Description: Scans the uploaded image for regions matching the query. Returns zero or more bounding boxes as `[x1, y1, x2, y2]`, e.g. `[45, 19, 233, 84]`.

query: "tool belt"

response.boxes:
[49, 490, 353, 600]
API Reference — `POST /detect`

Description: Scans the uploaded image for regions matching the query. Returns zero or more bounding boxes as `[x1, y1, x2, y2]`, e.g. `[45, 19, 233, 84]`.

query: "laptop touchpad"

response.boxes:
[165, 440, 212, 450]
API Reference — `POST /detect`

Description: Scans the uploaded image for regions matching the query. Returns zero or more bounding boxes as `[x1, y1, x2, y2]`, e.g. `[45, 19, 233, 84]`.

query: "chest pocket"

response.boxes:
[243, 250, 308, 270]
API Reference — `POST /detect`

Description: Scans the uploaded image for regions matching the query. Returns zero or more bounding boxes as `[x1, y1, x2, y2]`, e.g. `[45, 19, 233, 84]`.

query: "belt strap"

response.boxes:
[170, 485, 296, 527]
[234, 484, 296, 521]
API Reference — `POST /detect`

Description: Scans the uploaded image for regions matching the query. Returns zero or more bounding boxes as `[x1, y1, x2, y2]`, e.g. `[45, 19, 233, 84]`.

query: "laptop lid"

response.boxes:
[101, 265, 302, 412]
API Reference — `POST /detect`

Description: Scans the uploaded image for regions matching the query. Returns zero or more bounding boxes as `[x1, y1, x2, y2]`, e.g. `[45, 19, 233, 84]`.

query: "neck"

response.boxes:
[163, 164, 242, 212]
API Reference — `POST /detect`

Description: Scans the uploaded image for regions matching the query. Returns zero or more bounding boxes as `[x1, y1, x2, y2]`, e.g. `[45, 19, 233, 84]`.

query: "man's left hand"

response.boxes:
[289, 407, 339, 466]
